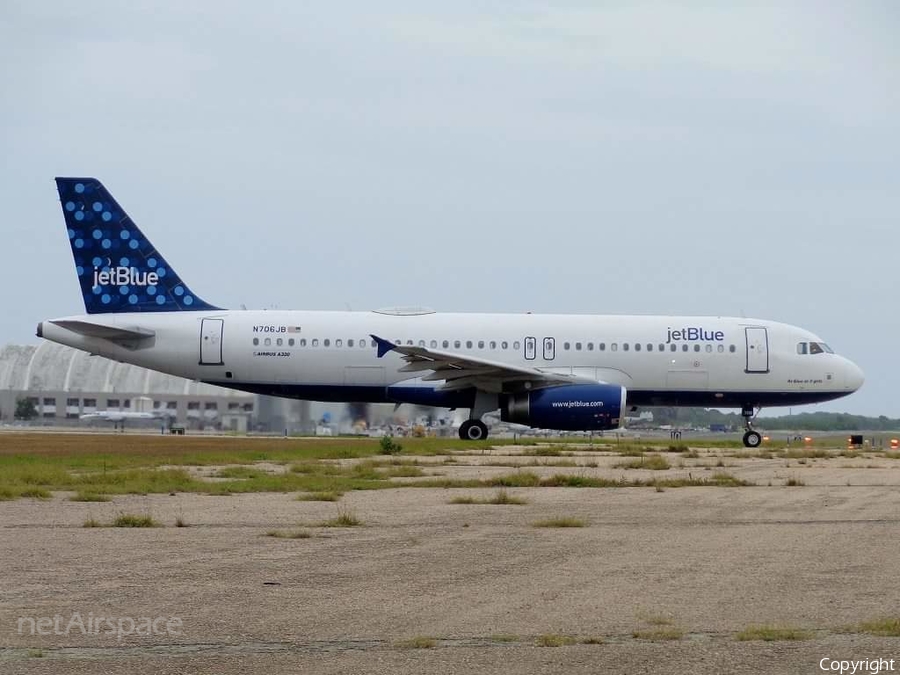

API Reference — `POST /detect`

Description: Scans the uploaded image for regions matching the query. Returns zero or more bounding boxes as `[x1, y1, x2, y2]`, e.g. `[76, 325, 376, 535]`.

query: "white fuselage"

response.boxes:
[40, 309, 864, 411]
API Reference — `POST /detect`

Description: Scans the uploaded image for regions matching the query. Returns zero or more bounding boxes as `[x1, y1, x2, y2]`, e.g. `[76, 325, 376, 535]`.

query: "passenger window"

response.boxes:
[729, 345, 736, 353]
[634, 343, 641, 352]
[513, 341, 520, 350]
[670, 344, 677, 352]
[288, 338, 295, 347]
[563, 342, 570, 350]
[682, 344, 688, 352]
[300, 338, 307, 347]
[324, 339, 330, 347]
[360, 339, 367, 348]
[276, 338, 283, 346]
[454, 340, 461, 348]
[430, 340, 437, 348]
[336, 339, 342, 347]
[611, 343, 618, 352]
[575, 342, 582, 351]
[717, 344, 724, 353]
[705, 344, 712, 353]
[312, 338, 319, 347]
[253, 338, 259, 346]
[600, 343, 606, 351]
[348, 339, 354, 347]
[694, 344, 700, 352]
[587, 342, 594, 351]
[646, 344, 652, 352]
[658, 344, 664, 352]
[502, 341, 509, 349]
[264, 338, 272, 346]
[623, 343, 630, 352]
[406, 340, 413, 345]
[466, 340, 473, 349]
[443, 340, 449, 348]
[418, 340, 425, 347]
[478, 340, 484, 349]
[490, 341, 496, 349]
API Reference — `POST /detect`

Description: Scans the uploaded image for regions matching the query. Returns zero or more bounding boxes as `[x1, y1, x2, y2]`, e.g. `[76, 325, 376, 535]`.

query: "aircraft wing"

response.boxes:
[370, 334, 599, 393]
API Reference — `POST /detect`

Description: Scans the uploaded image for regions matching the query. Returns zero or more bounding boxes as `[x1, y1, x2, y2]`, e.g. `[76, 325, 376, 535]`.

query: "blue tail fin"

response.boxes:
[55, 177, 220, 314]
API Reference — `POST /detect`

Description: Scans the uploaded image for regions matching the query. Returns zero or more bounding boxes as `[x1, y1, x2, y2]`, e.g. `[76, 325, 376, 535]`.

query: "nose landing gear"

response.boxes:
[741, 406, 762, 448]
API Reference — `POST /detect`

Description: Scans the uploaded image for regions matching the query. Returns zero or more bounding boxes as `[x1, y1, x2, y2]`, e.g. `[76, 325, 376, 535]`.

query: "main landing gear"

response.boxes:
[741, 405, 762, 448]
[459, 419, 489, 441]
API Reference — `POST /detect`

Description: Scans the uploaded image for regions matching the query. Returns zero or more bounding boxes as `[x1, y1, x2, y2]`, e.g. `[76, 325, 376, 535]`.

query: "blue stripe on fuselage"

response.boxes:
[203, 382, 850, 409]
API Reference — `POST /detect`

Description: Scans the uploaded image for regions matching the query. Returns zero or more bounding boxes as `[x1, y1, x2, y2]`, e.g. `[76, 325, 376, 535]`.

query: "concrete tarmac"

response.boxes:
[3, 456, 900, 674]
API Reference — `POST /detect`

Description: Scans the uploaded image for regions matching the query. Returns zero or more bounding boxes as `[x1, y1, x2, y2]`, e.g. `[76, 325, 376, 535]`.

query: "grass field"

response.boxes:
[0, 432, 890, 500]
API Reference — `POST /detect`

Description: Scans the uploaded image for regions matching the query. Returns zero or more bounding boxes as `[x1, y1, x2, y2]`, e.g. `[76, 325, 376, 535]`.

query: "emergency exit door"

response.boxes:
[744, 327, 769, 373]
[200, 318, 224, 366]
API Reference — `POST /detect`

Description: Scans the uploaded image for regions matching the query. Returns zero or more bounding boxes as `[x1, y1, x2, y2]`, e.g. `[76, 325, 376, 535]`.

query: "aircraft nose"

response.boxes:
[845, 359, 865, 391]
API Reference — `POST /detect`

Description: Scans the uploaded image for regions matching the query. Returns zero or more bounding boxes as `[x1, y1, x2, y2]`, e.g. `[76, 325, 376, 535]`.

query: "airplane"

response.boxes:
[80, 411, 159, 422]
[79, 409, 166, 431]
[38, 178, 864, 448]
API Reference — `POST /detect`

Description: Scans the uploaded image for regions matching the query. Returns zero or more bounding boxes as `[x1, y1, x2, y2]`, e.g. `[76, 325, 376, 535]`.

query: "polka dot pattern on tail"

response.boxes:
[55, 177, 218, 313]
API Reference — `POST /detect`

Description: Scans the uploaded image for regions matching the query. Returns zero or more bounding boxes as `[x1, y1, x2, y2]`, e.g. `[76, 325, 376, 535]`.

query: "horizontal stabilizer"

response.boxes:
[50, 319, 155, 341]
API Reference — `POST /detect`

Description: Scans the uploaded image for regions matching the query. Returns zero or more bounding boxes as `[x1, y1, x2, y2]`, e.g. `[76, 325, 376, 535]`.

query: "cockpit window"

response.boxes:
[799, 341, 834, 355]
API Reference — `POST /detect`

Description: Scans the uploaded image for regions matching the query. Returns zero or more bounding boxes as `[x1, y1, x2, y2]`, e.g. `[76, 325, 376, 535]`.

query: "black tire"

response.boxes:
[743, 430, 762, 448]
[459, 420, 489, 441]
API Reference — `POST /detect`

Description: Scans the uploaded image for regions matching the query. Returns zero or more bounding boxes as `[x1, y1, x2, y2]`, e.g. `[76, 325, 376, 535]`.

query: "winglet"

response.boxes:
[370, 334, 396, 358]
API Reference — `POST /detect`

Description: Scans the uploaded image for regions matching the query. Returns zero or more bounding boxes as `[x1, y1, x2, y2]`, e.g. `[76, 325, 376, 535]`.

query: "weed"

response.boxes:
[633, 627, 683, 640]
[523, 447, 563, 457]
[112, 513, 159, 528]
[449, 490, 527, 505]
[296, 491, 343, 502]
[856, 618, 900, 637]
[735, 625, 813, 641]
[535, 634, 577, 647]
[614, 455, 670, 470]
[379, 435, 403, 455]
[266, 529, 312, 539]
[489, 634, 519, 643]
[489, 489, 527, 505]
[321, 507, 362, 527]
[71, 491, 111, 502]
[83, 517, 102, 528]
[19, 487, 51, 499]
[785, 477, 805, 486]
[175, 516, 187, 527]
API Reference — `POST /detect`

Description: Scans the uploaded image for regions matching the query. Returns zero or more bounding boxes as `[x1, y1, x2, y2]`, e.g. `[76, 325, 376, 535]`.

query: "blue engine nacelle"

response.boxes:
[500, 384, 626, 431]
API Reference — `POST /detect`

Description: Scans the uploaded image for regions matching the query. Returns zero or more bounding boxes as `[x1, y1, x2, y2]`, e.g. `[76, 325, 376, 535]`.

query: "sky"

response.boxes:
[1, 1, 897, 416]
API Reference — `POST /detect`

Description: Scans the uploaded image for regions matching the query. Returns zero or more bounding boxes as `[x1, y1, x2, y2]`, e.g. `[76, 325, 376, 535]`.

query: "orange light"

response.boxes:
[762, 436, 770, 442]
[804, 437, 812, 444]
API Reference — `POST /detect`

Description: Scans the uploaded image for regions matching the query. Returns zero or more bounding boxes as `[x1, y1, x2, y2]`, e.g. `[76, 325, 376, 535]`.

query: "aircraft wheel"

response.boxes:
[743, 430, 762, 448]
[459, 420, 489, 441]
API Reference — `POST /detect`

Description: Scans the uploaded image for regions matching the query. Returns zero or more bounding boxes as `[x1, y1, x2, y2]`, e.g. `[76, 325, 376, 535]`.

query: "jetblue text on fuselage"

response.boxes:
[92, 267, 159, 288]
[666, 327, 725, 344]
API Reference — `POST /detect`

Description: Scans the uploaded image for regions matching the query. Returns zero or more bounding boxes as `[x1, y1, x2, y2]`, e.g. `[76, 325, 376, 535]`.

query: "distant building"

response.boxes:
[0, 343, 254, 431]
